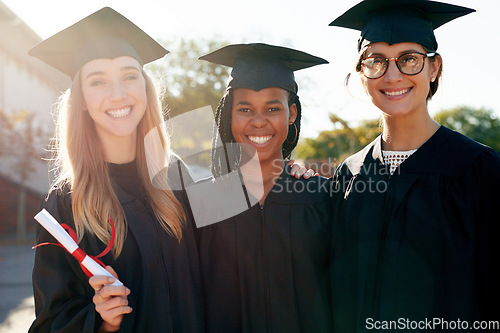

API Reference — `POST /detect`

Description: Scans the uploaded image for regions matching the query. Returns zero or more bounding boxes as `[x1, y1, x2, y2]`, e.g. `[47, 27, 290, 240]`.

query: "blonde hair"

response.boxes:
[50, 69, 185, 257]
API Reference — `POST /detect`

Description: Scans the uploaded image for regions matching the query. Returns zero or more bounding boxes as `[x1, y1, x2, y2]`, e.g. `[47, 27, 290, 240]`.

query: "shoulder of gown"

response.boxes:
[266, 165, 331, 205]
[335, 126, 499, 179]
[402, 126, 497, 177]
[335, 135, 382, 178]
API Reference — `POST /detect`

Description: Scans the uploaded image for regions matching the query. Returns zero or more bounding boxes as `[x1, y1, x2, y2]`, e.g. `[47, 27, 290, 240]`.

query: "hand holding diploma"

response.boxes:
[90, 266, 133, 332]
[34, 208, 123, 287]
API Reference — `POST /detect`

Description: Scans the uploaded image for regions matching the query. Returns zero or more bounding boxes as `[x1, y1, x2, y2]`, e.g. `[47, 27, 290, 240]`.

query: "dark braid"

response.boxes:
[210, 89, 240, 178]
[210, 89, 302, 178]
[283, 92, 301, 160]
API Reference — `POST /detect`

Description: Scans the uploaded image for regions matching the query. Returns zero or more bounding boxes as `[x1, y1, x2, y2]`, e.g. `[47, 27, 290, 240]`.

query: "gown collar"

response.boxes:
[347, 126, 489, 177]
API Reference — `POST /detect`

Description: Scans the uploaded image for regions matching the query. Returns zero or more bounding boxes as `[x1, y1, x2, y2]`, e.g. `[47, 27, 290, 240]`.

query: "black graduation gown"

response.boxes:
[197, 166, 333, 333]
[29, 162, 205, 333]
[331, 126, 500, 332]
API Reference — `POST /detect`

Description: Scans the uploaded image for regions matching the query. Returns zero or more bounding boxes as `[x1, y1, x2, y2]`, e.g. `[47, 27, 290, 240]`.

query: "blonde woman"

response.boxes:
[29, 8, 203, 332]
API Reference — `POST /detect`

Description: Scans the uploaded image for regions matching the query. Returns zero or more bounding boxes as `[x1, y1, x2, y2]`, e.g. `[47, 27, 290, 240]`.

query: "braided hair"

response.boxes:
[210, 88, 301, 178]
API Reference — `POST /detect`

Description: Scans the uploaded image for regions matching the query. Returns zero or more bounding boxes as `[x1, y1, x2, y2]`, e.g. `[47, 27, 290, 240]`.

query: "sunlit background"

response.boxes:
[0, 1, 498, 332]
[3, 0, 500, 138]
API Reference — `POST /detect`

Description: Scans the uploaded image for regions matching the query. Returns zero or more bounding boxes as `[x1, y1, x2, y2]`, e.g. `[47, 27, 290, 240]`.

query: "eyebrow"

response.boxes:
[265, 100, 284, 105]
[366, 49, 422, 57]
[234, 99, 284, 106]
[84, 66, 141, 80]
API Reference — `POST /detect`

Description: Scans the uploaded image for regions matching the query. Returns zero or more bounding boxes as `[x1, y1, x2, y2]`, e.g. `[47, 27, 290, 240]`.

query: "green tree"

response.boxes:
[296, 114, 381, 161]
[147, 38, 230, 166]
[296, 105, 500, 170]
[148, 37, 230, 116]
[434, 106, 500, 152]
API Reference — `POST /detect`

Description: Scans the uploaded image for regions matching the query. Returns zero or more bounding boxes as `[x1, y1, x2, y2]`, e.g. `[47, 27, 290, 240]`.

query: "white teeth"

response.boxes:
[384, 88, 410, 96]
[248, 135, 272, 144]
[106, 107, 131, 118]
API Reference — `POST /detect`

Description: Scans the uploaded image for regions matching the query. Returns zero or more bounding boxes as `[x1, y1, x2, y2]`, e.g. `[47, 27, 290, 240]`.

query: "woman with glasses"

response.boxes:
[326, 1, 500, 331]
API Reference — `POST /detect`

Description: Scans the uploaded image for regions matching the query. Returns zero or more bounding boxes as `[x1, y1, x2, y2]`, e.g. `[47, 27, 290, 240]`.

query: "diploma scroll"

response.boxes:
[34, 209, 123, 287]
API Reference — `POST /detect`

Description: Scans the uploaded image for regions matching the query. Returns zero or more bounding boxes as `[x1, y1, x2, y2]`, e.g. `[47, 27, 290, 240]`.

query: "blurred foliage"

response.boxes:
[434, 106, 500, 152]
[296, 105, 499, 174]
[0, 108, 50, 175]
[146, 38, 230, 165]
[296, 113, 382, 163]
[147, 37, 230, 117]
[0, 108, 51, 239]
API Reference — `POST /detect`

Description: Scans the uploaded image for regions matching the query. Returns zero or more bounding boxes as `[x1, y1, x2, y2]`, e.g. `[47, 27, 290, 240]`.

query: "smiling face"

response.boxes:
[361, 42, 441, 119]
[231, 87, 297, 165]
[80, 56, 147, 147]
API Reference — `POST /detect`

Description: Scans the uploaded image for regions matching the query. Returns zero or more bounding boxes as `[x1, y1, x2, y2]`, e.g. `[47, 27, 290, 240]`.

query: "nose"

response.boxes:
[383, 59, 403, 82]
[250, 113, 267, 127]
[109, 79, 127, 100]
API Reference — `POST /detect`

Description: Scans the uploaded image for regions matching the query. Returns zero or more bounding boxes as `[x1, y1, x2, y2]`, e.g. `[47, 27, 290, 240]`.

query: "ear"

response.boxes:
[289, 103, 297, 125]
[430, 54, 442, 82]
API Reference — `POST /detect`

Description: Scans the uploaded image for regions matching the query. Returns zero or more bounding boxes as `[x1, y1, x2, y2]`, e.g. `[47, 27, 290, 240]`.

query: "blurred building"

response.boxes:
[0, 1, 70, 239]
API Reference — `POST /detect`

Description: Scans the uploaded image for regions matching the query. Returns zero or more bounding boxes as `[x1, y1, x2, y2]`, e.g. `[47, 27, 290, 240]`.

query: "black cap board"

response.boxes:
[199, 43, 328, 93]
[329, 0, 475, 52]
[29, 7, 168, 78]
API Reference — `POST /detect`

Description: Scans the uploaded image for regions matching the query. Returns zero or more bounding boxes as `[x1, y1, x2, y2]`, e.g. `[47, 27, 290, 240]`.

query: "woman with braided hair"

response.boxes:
[196, 43, 333, 333]
[210, 86, 302, 178]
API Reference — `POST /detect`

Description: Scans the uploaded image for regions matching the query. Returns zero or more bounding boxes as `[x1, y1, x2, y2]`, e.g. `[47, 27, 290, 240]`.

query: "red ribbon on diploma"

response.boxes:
[33, 219, 116, 278]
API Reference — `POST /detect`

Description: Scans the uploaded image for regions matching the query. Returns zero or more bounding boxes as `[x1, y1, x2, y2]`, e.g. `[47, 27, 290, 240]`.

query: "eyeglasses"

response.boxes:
[360, 51, 436, 79]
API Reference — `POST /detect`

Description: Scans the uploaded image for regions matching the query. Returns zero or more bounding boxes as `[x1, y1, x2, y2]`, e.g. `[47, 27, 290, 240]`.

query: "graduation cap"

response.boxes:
[329, 0, 475, 52]
[199, 43, 328, 93]
[29, 7, 168, 78]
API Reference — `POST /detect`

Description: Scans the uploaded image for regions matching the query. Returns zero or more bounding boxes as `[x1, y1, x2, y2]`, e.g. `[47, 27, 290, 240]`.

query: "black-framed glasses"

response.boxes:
[360, 51, 436, 79]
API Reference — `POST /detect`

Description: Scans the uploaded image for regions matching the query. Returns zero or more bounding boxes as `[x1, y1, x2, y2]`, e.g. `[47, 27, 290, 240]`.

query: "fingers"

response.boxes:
[95, 284, 130, 301]
[289, 163, 302, 177]
[304, 169, 316, 179]
[89, 266, 122, 295]
[289, 161, 318, 179]
[92, 283, 132, 332]
[94, 291, 131, 313]
[88, 266, 131, 332]
[89, 266, 130, 306]
[89, 275, 116, 292]
[104, 265, 119, 279]
[291, 166, 316, 179]
[95, 295, 133, 332]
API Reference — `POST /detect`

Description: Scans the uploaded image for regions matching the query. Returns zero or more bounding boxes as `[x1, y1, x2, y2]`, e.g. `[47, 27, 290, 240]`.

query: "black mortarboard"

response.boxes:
[29, 7, 168, 78]
[199, 43, 328, 93]
[329, 0, 475, 52]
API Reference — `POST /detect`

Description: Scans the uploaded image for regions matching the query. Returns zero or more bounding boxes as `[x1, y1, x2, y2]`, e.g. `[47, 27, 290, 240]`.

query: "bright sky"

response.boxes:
[3, 0, 499, 138]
